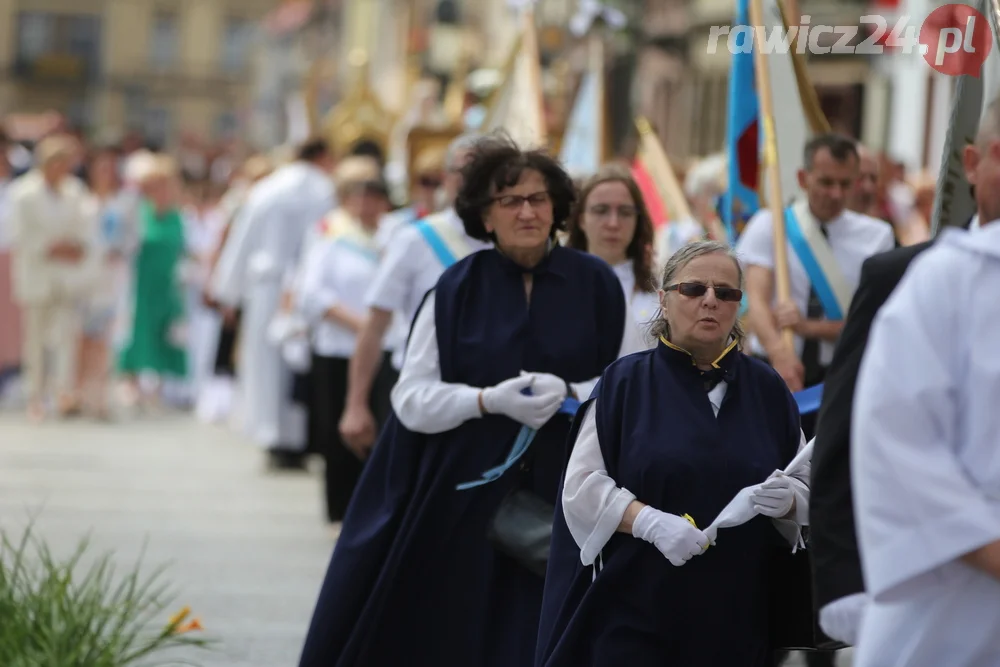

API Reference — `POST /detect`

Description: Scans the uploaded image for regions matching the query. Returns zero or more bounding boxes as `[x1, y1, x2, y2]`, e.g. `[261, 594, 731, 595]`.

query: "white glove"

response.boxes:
[519, 371, 568, 401]
[631, 506, 710, 567]
[481, 375, 565, 430]
[819, 592, 868, 646]
[751, 472, 795, 518]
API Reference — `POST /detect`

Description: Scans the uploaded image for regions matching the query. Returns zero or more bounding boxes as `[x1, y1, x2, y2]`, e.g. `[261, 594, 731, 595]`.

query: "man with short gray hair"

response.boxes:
[338, 132, 492, 459]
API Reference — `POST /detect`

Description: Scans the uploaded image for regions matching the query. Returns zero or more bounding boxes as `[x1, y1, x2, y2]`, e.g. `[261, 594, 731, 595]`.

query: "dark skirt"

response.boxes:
[213, 309, 241, 376]
[311, 351, 397, 522]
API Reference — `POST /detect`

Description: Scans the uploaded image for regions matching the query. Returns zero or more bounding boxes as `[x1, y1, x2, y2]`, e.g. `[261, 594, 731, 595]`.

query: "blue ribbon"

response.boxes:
[415, 220, 458, 268]
[793, 383, 823, 415]
[456, 395, 581, 491]
[784, 206, 844, 321]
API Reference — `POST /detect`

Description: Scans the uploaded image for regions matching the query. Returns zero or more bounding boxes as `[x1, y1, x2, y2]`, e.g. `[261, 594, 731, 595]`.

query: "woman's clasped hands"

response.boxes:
[631, 506, 712, 567]
[480, 372, 568, 429]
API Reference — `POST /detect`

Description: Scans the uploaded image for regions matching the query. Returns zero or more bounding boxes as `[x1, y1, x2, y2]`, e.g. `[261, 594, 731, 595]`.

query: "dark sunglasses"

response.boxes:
[665, 282, 743, 302]
[417, 175, 442, 189]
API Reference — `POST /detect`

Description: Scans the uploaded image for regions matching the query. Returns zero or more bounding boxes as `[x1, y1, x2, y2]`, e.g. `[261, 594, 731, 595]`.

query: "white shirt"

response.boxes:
[563, 382, 810, 566]
[296, 223, 388, 358]
[612, 260, 659, 346]
[364, 208, 492, 371]
[851, 222, 1000, 667]
[390, 291, 648, 434]
[735, 203, 894, 364]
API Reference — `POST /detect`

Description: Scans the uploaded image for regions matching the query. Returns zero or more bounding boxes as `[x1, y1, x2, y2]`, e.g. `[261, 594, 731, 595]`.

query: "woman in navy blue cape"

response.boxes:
[298, 135, 643, 667]
[535, 240, 811, 666]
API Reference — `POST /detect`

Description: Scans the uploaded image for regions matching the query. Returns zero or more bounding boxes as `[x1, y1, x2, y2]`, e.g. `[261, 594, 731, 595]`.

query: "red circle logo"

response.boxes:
[919, 4, 992, 76]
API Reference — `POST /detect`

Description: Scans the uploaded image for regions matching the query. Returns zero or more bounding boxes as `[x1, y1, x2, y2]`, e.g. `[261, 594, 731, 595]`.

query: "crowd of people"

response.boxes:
[1, 111, 985, 666]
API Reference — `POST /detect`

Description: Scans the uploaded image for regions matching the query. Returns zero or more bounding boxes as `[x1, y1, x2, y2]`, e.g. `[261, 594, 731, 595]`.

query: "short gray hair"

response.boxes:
[648, 239, 746, 345]
[446, 132, 483, 171]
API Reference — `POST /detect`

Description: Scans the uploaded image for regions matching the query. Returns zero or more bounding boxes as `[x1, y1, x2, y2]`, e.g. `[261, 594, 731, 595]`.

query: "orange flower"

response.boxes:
[178, 618, 203, 634]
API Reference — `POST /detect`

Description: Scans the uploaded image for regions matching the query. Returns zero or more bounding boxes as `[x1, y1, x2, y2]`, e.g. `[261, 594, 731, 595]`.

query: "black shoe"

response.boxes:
[266, 449, 308, 471]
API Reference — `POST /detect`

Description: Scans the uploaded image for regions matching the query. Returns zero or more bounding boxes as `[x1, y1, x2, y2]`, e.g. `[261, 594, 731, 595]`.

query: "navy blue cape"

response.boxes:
[298, 245, 626, 667]
[536, 339, 802, 666]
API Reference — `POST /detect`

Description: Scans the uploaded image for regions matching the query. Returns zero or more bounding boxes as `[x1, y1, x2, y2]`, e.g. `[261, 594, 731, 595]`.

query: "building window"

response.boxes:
[150, 13, 179, 69]
[222, 17, 255, 72]
[145, 106, 172, 147]
[215, 111, 239, 139]
[15, 12, 101, 81]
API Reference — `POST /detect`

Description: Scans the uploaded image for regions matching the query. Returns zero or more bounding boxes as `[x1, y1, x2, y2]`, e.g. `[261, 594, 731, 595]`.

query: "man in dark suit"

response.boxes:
[808, 239, 932, 644]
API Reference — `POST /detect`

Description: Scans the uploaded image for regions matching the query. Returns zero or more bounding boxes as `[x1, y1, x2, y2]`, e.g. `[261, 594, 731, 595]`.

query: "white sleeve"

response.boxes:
[211, 195, 263, 306]
[772, 429, 811, 545]
[852, 246, 1000, 603]
[734, 208, 775, 269]
[569, 308, 649, 401]
[365, 227, 417, 313]
[389, 291, 485, 434]
[295, 240, 338, 324]
[562, 401, 637, 566]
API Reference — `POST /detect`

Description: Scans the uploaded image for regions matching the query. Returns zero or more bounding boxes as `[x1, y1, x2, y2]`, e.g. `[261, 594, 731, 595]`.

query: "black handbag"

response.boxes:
[487, 487, 555, 578]
[768, 534, 848, 652]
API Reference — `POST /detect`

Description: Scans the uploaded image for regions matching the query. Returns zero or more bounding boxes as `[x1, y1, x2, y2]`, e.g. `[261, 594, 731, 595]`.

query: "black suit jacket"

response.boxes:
[808, 240, 934, 610]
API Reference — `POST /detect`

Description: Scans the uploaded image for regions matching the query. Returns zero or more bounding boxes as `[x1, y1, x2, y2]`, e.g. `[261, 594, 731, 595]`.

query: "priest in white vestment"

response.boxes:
[210, 139, 335, 469]
[851, 102, 1000, 667]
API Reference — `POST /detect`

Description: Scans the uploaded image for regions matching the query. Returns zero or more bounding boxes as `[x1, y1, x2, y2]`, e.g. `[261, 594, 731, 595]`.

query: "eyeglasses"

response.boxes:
[417, 175, 442, 189]
[665, 282, 743, 302]
[588, 203, 637, 219]
[492, 191, 550, 209]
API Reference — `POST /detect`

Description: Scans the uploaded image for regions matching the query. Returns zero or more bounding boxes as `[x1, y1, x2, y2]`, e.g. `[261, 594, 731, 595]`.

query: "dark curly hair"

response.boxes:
[565, 163, 656, 294]
[454, 132, 577, 242]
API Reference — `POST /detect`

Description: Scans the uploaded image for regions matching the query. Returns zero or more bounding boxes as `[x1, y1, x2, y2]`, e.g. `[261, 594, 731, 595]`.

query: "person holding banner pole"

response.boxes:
[736, 135, 894, 437]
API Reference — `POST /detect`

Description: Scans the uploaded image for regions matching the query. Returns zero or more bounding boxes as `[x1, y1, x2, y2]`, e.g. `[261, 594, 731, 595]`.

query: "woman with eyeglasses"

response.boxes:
[536, 240, 811, 667]
[298, 134, 645, 667]
[565, 164, 659, 340]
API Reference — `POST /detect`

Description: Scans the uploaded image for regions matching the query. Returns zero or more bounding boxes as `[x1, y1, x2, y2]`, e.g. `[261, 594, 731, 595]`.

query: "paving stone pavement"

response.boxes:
[0, 408, 336, 667]
[0, 406, 853, 667]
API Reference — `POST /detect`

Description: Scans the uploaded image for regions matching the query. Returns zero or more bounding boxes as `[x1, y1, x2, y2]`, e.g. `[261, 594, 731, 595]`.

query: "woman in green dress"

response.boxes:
[118, 156, 187, 405]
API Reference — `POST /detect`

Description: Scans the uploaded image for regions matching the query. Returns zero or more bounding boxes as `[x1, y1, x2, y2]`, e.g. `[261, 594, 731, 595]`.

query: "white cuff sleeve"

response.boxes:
[562, 402, 636, 566]
[389, 291, 484, 434]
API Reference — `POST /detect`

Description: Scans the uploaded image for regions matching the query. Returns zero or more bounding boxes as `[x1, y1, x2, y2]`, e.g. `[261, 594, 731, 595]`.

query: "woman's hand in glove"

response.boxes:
[631, 506, 711, 566]
[751, 473, 795, 518]
[480, 375, 565, 429]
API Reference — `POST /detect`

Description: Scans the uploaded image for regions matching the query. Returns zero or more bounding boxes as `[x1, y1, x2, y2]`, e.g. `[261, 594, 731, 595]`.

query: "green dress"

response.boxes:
[118, 201, 187, 377]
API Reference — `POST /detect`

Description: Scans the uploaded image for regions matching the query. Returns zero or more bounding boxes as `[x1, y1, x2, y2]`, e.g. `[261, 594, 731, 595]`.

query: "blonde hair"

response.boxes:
[649, 239, 746, 345]
[34, 134, 77, 167]
[334, 155, 381, 199]
[141, 154, 178, 185]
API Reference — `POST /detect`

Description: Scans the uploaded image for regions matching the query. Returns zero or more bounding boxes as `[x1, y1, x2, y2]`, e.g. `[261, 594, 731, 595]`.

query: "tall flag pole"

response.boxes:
[748, 0, 794, 351]
[931, 0, 994, 236]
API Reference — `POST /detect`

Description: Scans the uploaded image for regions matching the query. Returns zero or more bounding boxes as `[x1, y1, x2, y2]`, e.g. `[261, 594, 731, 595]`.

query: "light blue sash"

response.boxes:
[415, 220, 458, 268]
[784, 206, 844, 321]
[334, 237, 379, 263]
[456, 396, 581, 491]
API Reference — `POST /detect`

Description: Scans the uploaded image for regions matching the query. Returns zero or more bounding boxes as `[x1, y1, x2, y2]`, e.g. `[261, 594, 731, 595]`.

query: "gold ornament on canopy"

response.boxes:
[321, 49, 396, 160]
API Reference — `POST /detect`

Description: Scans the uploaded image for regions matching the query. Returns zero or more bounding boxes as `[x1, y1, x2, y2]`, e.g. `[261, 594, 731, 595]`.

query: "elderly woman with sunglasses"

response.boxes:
[298, 134, 646, 667]
[536, 240, 810, 667]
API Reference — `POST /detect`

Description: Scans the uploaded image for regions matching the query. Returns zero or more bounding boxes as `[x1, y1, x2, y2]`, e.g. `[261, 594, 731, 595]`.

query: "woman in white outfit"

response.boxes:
[565, 164, 659, 342]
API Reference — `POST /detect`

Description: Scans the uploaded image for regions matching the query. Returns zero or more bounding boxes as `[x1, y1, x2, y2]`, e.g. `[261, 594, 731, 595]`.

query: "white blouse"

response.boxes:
[295, 226, 388, 358]
[390, 291, 649, 435]
[612, 260, 659, 346]
[564, 383, 811, 566]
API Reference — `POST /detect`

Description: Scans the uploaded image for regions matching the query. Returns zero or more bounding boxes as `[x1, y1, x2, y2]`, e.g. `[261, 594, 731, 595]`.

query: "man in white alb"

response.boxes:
[736, 135, 894, 411]
[210, 138, 335, 469]
[850, 99, 1000, 667]
[338, 132, 491, 458]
